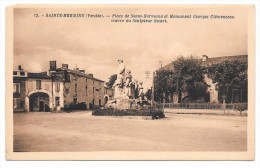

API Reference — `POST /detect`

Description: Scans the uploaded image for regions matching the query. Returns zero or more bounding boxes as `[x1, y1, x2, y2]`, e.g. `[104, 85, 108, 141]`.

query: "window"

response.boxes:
[75, 83, 77, 94]
[13, 71, 17, 75]
[13, 98, 21, 109]
[55, 97, 60, 106]
[93, 87, 95, 94]
[65, 88, 69, 94]
[36, 80, 41, 90]
[86, 85, 88, 96]
[73, 98, 77, 105]
[13, 83, 20, 93]
[55, 83, 60, 92]
[20, 71, 25, 76]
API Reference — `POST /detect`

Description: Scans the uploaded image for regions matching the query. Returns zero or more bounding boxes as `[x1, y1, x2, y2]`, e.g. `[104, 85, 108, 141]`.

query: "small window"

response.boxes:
[73, 97, 77, 105]
[75, 83, 77, 94]
[55, 97, 60, 106]
[55, 83, 60, 92]
[20, 71, 25, 76]
[13, 83, 20, 93]
[36, 80, 41, 90]
[65, 88, 69, 94]
[86, 85, 88, 96]
[13, 71, 17, 75]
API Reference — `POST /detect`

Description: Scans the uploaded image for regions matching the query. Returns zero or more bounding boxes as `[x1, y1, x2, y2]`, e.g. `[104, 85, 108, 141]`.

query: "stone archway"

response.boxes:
[26, 90, 53, 112]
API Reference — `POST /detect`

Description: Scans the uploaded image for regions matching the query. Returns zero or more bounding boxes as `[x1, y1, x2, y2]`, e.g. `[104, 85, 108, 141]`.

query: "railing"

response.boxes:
[155, 102, 248, 110]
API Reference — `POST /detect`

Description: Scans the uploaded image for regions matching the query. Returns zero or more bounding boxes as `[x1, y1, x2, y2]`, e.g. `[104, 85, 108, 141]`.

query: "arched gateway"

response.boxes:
[25, 90, 53, 112]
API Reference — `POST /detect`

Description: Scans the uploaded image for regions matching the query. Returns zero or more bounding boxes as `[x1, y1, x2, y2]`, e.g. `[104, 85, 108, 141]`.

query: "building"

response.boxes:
[48, 61, 106, 110]
[104, 86, 114, 104]
[13, 66, 27, 112]
[13, 61, 109, 112]
[27, 72, 53, 112]
[157, 55, 248, 104]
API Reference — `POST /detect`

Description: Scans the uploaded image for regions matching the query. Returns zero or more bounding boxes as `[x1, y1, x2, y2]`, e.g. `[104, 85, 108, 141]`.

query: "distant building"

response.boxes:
[104, 86, 114, 104]
[157, 55, 248, 104]
[13, 61, 110, 112]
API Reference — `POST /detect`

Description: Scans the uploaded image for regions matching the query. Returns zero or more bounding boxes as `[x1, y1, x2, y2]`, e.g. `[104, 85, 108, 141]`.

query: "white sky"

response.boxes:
[13, 5, 248, 89]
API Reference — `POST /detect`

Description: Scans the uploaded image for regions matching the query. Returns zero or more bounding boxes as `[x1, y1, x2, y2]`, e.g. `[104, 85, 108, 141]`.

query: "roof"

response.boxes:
[28, 72, 52, 79]
[201, 55, 247, 67]
[158, 55, 248, 71]
[67, 69, 105, 82]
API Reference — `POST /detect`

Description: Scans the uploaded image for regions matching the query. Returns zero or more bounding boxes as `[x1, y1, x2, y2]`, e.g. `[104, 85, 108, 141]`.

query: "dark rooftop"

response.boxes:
[158, 55, 248, 71]
[28, 72, 52, 79]
[67, 69, 105, 82]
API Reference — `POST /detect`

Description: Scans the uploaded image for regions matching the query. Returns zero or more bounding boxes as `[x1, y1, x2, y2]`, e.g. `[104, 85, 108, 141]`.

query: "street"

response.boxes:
[14, 110, 247, 152]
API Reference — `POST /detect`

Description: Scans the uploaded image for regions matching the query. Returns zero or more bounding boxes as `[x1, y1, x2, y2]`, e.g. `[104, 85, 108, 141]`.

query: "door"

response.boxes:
[39, 101, 44, 111]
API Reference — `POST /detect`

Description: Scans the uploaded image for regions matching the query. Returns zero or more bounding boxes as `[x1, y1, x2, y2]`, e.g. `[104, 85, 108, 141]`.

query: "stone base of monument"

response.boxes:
[92, 108, 165, 120]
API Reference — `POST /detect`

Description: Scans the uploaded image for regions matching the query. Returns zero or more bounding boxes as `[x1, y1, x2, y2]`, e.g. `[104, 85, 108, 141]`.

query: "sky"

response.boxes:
[13, 5, 249, 89]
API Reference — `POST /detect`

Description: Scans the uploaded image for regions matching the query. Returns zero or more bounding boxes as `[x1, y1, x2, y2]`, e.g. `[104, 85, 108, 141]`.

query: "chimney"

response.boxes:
[49, 61, 57, 71]
[18, 65, 22, 71]
[202, 55, 208, 62]
[62, 64, 68, 69]
[79, 70, 85, 74]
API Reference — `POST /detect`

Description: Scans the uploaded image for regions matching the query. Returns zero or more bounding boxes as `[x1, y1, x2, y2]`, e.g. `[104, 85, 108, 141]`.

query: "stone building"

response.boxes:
[13, 65, 53, 112]
[48, 61, 105, 110]
[158, 55, 248, 104]
[27, 72, 53, 112]
[13, 66, 27, 112]
[13, 61, 108, 112]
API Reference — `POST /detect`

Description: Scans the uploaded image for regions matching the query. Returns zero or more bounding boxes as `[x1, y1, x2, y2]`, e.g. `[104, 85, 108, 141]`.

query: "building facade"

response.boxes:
[13, 61, 110, 112]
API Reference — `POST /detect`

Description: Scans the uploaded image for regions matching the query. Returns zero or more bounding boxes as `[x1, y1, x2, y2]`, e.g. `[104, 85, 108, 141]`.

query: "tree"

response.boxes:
[154, 56, 208, 103]
[172, 56, 208, 102]
[205, 60, 248, 103]
[154, 70, 174, 102]
[105, 74, 117, 88]
[144, 88, 152, 100]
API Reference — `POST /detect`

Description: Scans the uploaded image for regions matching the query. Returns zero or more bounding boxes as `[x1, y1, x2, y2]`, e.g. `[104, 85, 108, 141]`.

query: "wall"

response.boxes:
[13, 78, 27, 111]
[63, 73, 105, 109]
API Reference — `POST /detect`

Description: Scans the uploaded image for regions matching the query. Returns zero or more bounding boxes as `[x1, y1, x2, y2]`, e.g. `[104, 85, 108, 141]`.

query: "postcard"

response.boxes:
[6, 4, 255, 160]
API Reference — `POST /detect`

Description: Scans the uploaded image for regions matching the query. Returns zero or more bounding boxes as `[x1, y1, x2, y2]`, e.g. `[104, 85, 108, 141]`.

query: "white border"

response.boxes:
[0, 0, 259, 168]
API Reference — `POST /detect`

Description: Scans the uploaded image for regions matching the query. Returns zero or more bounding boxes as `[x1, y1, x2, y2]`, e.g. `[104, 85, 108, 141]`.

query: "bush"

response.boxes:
[92, 108, 165, 119]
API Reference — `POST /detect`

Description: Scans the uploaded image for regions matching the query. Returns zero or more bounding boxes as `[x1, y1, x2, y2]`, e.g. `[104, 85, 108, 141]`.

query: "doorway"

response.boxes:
[39, 101, 44, 111]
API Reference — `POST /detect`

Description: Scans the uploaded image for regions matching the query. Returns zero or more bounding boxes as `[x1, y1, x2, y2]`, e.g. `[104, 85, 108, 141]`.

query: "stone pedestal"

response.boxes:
[115, 98, 130, 110]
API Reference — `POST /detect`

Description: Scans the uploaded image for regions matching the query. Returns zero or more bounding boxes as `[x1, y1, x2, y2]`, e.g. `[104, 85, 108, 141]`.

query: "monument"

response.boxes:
[93, 60, 165, 119]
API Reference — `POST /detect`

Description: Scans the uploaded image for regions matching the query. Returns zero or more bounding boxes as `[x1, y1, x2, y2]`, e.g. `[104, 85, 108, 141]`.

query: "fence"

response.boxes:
[155, 102, 247, 110]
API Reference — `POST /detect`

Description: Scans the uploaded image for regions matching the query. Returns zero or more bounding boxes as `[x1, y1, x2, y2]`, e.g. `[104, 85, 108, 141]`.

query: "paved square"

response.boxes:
[14, 111, 247, 152]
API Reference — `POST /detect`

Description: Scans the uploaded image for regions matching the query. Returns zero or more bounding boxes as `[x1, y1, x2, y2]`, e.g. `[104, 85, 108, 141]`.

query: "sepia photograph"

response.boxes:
[5, 4, 255, 160]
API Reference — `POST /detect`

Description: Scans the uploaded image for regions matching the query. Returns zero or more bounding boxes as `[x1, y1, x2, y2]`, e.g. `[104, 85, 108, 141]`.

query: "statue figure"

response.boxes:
[125, 70, 133, 97]
[134, 80, 139, 99]
[113, 59, 125, 88]
[138, 81, 144, 103]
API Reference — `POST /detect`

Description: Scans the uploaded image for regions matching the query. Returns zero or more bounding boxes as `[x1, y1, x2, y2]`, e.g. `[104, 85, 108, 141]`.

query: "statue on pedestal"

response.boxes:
[106, 60, 147, 109]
